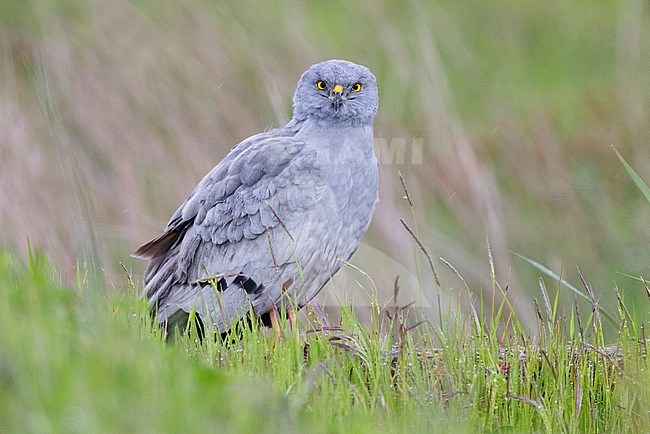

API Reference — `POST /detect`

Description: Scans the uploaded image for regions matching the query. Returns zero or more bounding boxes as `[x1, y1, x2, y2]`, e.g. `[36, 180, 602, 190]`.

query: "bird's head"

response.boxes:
[292, 59, 378, 127]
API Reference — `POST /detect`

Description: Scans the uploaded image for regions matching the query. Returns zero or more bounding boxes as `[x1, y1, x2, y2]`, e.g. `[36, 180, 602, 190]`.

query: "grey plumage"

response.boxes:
[133, 59, 379, 334]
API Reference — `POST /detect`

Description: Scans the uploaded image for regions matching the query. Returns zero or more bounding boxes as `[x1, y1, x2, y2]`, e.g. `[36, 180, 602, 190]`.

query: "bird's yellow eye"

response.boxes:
[351, 83, 362, 92]
[316, 80, 327, 90]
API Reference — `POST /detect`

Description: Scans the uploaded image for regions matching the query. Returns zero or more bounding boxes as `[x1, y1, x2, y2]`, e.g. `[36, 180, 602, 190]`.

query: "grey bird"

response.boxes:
[133, 59, 379, 336]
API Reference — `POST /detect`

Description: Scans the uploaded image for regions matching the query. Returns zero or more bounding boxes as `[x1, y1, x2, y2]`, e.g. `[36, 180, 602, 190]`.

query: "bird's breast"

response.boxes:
[296, 122, 378, 235]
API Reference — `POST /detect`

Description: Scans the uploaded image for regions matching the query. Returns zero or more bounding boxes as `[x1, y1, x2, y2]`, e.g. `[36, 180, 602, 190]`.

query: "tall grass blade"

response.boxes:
[613, 146, 650, 204]
[512, 252, 616, 327]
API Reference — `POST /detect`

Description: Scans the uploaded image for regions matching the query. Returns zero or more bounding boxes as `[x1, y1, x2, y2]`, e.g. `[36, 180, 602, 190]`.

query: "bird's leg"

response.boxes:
[288, 309, 296, 329]
[280, 278, 298, 339]
[269, 304, 282, 340]
[288, 309, 299, 340]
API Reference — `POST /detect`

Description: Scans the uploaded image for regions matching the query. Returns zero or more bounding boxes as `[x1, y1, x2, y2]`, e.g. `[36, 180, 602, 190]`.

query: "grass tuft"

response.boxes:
[0, 250, 648, 432]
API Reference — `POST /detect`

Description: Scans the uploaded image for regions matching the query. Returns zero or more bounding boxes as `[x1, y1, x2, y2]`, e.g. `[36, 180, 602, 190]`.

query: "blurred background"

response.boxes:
[1, 0, 648, 330]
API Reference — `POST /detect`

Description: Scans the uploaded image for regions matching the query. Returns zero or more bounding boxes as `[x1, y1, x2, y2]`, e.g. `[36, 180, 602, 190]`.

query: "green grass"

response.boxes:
[1, 250, 647, 433]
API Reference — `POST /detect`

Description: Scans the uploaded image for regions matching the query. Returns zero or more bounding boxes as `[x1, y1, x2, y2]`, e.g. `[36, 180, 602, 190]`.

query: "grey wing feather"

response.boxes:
[133, 129, 331, 331]
[133, 130, 295, 273]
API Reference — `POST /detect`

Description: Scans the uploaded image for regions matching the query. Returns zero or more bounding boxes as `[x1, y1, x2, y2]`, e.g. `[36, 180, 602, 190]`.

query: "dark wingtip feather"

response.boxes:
[132, 229, 183, 260]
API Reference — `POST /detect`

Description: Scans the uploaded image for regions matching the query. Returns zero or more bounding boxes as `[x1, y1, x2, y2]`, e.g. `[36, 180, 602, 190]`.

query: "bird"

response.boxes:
[133, 59, 379, 337]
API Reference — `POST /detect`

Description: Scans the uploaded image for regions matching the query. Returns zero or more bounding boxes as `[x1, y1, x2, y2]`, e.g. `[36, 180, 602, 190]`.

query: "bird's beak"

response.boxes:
[331, 84, 344, 110]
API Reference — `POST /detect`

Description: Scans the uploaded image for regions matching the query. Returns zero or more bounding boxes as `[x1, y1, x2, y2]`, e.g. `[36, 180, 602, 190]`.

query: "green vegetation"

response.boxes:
[0, 250, 647, 432]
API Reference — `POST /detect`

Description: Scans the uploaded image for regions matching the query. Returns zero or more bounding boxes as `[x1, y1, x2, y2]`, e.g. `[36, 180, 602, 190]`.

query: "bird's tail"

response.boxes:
[132, 227, 187, 306]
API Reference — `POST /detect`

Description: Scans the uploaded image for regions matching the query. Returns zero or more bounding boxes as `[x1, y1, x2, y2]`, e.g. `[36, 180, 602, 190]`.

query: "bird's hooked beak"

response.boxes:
[330, 84, 344, 110]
